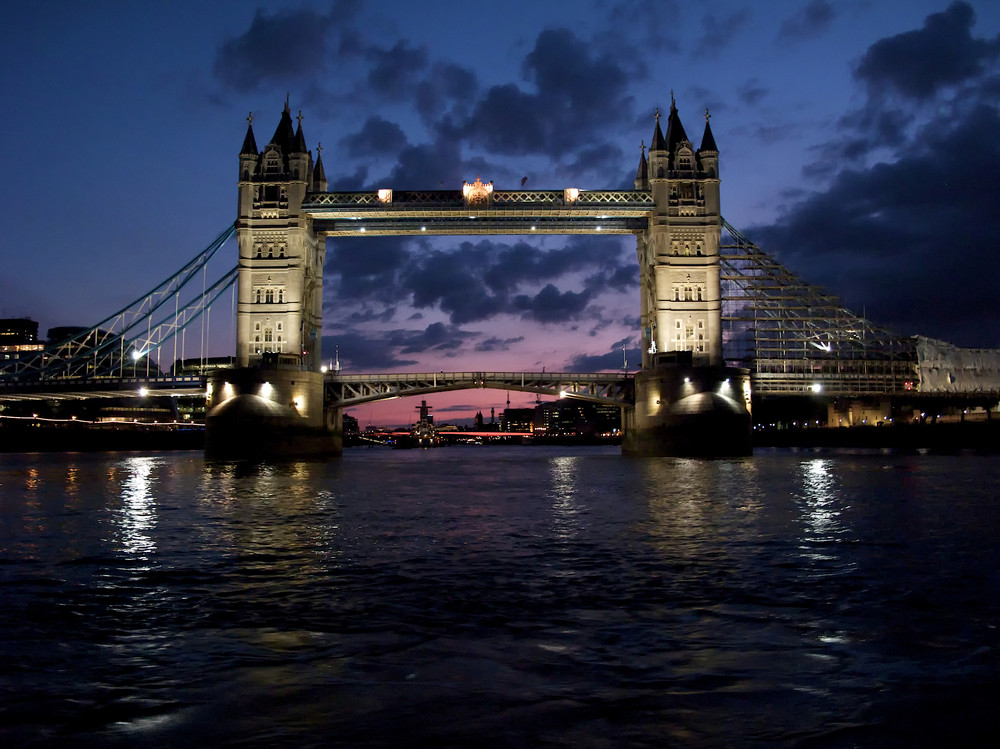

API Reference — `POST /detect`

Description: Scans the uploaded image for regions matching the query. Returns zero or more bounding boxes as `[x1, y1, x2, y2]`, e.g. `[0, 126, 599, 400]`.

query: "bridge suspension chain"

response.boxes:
[1, 223, 237, 381]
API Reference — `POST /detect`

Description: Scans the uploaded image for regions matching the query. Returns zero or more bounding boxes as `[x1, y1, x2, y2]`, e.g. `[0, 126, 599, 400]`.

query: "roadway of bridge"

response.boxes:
[302, 189, 653, 236]
[0, 376, 206, 402]
[325, 371, 634, 408]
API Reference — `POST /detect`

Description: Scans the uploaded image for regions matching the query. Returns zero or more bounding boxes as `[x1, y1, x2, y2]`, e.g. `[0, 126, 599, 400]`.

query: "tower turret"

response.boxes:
[634, 141, 648, 190]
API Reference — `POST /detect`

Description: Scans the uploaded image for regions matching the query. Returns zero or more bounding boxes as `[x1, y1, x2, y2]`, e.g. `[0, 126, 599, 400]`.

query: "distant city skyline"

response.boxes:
[3, 1, 999, 424]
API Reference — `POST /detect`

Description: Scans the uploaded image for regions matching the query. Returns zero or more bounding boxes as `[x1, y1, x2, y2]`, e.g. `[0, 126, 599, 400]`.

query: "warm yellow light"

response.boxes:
[260, 382, 272, 398]
[564, 188, 580, 202]
[377, 188, 392, 203]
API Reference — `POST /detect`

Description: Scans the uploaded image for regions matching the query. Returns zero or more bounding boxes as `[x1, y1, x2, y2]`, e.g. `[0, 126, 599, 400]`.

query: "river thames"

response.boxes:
[1, 446, 998, 747]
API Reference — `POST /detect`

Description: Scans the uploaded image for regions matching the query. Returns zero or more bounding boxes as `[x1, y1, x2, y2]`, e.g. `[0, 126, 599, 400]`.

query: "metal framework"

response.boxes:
[1, 225, 237, 381]
[326, 371, 632, 408]
[302, 189, 652, 236]
[719, 220, 917, 396]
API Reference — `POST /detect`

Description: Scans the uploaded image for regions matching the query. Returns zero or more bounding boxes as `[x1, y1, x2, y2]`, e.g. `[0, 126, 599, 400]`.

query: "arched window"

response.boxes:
[255, 289, 261, 303]
[697, 287, 703, 301]
[685, 287, 692, 301]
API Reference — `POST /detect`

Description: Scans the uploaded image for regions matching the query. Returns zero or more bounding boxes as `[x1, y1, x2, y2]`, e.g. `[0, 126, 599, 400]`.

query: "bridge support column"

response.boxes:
[204, 361, 340, 460]
[622, 361, 752, 457]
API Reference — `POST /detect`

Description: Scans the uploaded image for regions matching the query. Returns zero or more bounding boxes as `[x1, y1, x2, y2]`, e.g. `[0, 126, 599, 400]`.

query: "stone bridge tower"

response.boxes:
[634, 96, 722, 370]
[235, 100, 327, 371]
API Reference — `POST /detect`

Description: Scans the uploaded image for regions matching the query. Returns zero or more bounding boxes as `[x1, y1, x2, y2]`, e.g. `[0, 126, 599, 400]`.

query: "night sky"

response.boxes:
[3, 1, 999, 425]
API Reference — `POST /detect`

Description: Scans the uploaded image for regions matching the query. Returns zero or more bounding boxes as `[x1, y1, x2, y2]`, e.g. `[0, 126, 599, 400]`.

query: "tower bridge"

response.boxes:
[5, 93, 996, 457]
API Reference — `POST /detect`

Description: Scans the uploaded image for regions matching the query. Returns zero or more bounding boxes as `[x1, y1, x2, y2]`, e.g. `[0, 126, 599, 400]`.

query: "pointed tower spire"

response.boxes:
[312, 142, 327, 191]
[699, 108, 718, 153]
[664, 97, 689, 155]
[240, 112, 258, 156]
[293, 110, 307, 153]
[269, 99, 296, 154]
[635, 140, 648, 188]
[650, 108, 666, 152]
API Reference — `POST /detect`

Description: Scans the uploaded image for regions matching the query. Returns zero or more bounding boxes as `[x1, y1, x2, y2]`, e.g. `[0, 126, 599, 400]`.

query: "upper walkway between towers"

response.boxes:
[299, 187, 655, 236]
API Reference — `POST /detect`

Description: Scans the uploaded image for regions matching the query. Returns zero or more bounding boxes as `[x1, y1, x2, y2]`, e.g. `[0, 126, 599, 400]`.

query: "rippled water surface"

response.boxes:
[1, 447, 998, 748]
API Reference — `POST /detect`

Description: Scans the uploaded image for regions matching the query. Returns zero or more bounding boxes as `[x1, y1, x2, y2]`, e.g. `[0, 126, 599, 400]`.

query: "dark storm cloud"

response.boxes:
[475, 336, 525, 353]
[320, 331, 417, 371]
[464, 28, 633, 158]
[749, 3, 1000, 348]
[340, 116, 409, 158]
[694, 7, 752, 57]
[777, 0, 836, 42]
[751, 103, 1000, 347]
[565, 338, 639, 373]
[366, 40, 429, 97]
[213, 7, 339, 91]
[737, 79, 768, 107]
[854, 2, 1000, 100]
[414, 62, 479, 124]
[513, 284, 591, 323]
[395, 236, 636, 325]
[324, 236, 409, 300]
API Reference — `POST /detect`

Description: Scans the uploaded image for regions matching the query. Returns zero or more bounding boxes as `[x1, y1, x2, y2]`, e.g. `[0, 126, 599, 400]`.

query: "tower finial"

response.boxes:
[654, 108, 660, 124]
[640, 140, 646, 156]
[670, 90, 676, 111]
[297, 110, 303, 128]
[316, 141, 322, 155]
[247, 111, 253, 126]
[705, 108, 711, 122]
[284, 92, 290, 111]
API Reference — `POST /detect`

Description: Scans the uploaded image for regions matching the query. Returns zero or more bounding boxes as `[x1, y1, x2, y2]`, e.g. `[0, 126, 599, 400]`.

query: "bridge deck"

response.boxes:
[325, 371, 633, 407]
[302, 189, 653, 236]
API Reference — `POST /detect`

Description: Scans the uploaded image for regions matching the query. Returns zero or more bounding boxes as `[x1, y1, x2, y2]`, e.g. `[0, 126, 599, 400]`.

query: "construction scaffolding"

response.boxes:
[720, 220, 918, 396]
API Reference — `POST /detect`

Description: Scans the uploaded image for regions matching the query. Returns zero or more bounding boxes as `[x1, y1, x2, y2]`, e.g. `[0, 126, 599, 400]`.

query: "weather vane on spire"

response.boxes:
[247, 111, 253, 125]
[705, 108, 711, 122]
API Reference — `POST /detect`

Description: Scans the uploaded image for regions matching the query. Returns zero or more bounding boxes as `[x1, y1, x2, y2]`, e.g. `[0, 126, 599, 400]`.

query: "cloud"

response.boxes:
[462, 28, 634, 159]
[695, 7, 752, 57]
[513, 284, 591, 323]
[340, 116, 409, 158]
[213, 7, 340, 92]
[565, 339, 640, 372]
[737, 78, 768, 107]
[750, 103, 1000, 346]
[365, 40, 428, 97]
[777, 0, 836, 42]
[854, 1, 1000, 100]
[475, 336, 525, 352]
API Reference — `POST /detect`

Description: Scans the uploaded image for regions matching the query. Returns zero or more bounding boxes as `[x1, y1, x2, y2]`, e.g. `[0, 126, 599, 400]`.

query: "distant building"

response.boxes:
[533, 400, 622, 436]
[500, 407, 534, 432]
[0, 318, 43, 364]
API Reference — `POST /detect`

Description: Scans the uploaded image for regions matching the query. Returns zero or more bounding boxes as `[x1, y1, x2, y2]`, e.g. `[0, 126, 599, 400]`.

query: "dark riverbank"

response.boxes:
[0, 425, 205, 453]
[4, 420, 1000, 454]
[754, 420, 1000, 452]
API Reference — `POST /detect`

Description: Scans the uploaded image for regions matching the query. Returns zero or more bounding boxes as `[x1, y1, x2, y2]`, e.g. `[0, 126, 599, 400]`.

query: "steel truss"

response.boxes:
[1, 224, 237, 381]
[326, 371, 632, 408]
[719, 220, 917, 396]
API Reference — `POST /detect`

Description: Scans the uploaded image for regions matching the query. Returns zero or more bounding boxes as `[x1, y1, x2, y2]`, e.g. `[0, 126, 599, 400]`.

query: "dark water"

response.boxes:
[1, 447, 998, 748]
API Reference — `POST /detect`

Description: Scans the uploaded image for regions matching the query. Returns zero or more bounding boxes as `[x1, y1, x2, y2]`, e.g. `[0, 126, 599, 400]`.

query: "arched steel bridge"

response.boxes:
[325, 371, 632, 408]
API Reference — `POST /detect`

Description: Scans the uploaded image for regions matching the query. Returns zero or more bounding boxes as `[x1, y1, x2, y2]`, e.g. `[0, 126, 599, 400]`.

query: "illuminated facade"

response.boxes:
[236, 100, 327, 369]
[634, 96, 722, 369]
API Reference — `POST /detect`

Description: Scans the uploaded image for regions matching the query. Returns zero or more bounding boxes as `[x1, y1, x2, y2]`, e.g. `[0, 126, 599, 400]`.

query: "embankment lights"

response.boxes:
[260, 382, 273, 398]
[131, 349, 144, 361]
[138, 387, 148, 397]
[811, 383, 823, 393]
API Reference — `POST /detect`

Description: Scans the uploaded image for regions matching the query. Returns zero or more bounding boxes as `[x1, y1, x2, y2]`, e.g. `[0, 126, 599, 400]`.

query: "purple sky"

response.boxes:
[3, 1, 999, 425]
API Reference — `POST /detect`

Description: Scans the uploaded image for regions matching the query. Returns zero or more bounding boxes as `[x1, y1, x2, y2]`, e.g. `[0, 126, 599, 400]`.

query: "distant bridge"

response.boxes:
[325, 371, 632, 408]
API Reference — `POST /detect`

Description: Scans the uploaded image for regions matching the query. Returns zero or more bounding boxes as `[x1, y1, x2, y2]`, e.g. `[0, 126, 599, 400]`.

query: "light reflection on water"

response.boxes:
[0, 447, 997, 748]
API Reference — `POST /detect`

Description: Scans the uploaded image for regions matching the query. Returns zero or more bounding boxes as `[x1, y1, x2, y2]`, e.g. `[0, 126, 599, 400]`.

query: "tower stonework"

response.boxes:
[635, 99, 722, 369]
[235, 102, 326, 371]
[625, 100, 751, 457]
[205, 101, 338, 460]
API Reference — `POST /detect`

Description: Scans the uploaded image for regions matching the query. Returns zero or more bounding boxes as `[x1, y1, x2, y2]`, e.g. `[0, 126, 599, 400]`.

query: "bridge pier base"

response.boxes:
[204, 363, 341, 460]
[622, 363, 752, 457]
